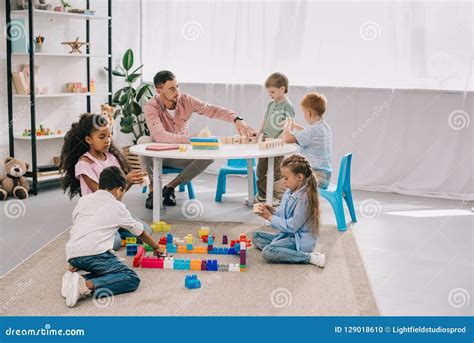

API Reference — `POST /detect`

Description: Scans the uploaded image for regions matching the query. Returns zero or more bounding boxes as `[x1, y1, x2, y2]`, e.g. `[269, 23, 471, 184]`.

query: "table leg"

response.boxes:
[247, 159, 254, 207]
[153, 157, 163, 222]
[266, 157, 274, 206]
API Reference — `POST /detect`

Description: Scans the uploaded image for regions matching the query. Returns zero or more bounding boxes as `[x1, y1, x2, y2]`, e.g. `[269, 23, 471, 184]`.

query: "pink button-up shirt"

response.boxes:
[144, 94, 237, 143]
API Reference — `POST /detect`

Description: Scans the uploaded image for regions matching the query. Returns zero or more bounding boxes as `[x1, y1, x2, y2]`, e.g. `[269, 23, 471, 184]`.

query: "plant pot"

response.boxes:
[122, 146, 142, 171]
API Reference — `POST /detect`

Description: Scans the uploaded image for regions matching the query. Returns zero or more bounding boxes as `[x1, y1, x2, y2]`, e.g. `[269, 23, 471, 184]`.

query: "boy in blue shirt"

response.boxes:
[274, 92, 332, 199]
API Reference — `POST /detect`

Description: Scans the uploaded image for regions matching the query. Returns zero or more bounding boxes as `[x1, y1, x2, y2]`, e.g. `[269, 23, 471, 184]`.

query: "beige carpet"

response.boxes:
[0, 221, 379, 316]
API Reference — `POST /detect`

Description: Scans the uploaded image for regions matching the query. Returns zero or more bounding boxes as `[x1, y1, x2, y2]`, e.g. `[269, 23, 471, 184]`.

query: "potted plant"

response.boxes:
[54, 0, 71, 12]
[106, 48, 154, 168]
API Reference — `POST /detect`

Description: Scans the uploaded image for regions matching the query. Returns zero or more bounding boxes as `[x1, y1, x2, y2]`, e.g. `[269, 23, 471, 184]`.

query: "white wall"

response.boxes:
[0, 0, 141, 165]
[179, 82, 472, 200]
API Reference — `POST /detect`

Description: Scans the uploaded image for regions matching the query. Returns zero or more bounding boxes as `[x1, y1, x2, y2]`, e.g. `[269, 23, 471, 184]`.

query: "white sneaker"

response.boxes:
[61, 271, 73, 298]
[309, 252, 326, 268]
[65, 272, 90, 308]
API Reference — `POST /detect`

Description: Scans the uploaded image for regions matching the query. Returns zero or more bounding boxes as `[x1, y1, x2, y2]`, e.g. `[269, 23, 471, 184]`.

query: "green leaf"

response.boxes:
[120, 126, 134, 134]
[104, 67, 126, 77]
[119, 93, 129, 106]
[120, 116, 134, 127]
[130, 64, 144, 75]
[131, 101, 142, 115]
[127, 73, 141, 84]
[136, 84, 153, 102]
[122, 49, 134, 71]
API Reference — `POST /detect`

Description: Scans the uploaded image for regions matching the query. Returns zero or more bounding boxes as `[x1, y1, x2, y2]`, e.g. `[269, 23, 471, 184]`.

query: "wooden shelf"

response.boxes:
[11, 9, 109, 21]
[14, 133, 65, 140]
[12, 52, 111, 58]
[13, 92, 111, 98]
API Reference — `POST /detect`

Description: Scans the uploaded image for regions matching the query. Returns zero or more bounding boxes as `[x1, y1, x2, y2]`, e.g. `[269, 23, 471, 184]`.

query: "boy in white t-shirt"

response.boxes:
[62, 166, 162, 308]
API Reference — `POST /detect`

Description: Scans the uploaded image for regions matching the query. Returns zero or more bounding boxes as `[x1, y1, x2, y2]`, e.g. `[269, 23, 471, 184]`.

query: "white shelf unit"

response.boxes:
[14, 133, 65, 140]
[5, 0, 113, 194]
[13, 92, 111, 98]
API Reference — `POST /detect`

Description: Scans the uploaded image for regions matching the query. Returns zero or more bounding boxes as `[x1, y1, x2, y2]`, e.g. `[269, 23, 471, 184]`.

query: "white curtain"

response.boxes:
[140, 0, 473, 200]
[142, 0, 472, 90]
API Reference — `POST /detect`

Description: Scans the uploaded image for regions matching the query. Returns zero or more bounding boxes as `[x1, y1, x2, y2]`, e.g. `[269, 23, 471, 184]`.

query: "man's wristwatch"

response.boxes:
[233, 115, 244, 123]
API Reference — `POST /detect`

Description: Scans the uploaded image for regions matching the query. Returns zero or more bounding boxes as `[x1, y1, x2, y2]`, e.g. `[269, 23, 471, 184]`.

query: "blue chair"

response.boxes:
[162, 167, 196, 199]
[215, 159, 257, 202]
[319, 153, 357, 231]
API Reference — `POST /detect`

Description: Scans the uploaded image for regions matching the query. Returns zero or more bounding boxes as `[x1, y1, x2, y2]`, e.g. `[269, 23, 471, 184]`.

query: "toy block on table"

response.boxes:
[151, 221, 171, 233]
[125, 237, 137, 244]
[259, 138, 283, 150]
[126, 244, 138, 256]
[164, 257, 174, 269]
[229, 263, 240, 272]
[133, 246, 145, 267]
[190, 260, 201, 271]
[185, 274, 201, 289]
[190, 137, 221, 150]
[222, 235, 228, 245]
[201, 234, 215, 243]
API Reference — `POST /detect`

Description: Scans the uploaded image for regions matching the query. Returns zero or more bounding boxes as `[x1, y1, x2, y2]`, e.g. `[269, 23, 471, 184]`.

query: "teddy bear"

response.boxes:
[17, 0, 52, 11]
[101, 103, 116, 128]
[0, 157, 30, 201]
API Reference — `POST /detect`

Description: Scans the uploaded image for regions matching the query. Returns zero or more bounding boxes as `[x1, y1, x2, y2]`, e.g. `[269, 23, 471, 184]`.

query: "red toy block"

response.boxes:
[201, 235, 215, 243]
[159, 236, 167, 245]
[141, 256, 164, 268]
[133, 245, 145, 267]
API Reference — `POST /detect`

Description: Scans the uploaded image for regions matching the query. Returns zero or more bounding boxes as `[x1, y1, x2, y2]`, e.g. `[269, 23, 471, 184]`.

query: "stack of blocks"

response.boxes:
[126, 237, 138, 256]
[258, 138, 283, 150]
[190, 137, 220, 150]
[221, 136, 258, 144]
[131, 228, 250, 273]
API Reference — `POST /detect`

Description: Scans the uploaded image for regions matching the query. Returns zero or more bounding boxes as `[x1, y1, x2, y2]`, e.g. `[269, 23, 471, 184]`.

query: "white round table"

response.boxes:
[130, 143, 299, 222]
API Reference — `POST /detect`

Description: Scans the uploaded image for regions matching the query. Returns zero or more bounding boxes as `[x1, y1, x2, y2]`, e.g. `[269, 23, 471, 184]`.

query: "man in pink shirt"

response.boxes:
[139, 70, 255, 209]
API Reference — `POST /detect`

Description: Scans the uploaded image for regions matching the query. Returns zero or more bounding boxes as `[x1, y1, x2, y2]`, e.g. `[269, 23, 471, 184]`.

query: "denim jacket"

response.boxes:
[270, 185, 317, 253]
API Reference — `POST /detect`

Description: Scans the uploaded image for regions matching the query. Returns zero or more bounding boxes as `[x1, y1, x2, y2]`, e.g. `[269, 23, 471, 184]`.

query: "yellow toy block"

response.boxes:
[185, 234, 194, 245]
[198, 226, 209, 238]
[151, 221, 171, 233]
[126, 237, 137, 244]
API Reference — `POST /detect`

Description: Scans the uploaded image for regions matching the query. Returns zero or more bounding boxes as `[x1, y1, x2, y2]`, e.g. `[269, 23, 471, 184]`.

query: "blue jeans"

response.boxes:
[252, 231, 310, 264]
[68, 251, 140, 298]
[113, 218, 153, 251]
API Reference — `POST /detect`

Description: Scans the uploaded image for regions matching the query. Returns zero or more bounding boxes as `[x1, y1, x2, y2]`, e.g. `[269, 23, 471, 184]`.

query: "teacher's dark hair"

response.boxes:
[153, 70, 176, 88]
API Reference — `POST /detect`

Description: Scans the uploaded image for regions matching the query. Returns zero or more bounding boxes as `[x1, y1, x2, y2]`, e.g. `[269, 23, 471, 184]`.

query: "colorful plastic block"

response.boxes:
[126, 244, 138, 256]
[151, 221, 171, 233]
[198, 227, 210, 238]
[164, 257, 174, 269]
[141, 257, 164, 268]
[133, 246, 145, 267]
[240, 250, 246, 267]
[126, 237, 137, 244]
[143, 243, 153, 252]
[201, 260, 207, 271]
[191, 260, 201, 271]
[222, 235, 228, 245]
[229, 263, 240, 272]
[185, 274, 201, 289]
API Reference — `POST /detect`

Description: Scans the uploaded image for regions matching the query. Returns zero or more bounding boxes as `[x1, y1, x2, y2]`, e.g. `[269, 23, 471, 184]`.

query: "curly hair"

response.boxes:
[59, 113, 130, 199]
[281, 154, 320, 236]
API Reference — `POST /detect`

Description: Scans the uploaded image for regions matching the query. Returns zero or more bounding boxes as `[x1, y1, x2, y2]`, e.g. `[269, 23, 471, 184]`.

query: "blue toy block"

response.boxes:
[235, 243, 240, 251]
[223, 247, 229, 254]
[126, 244, 138, 256]
[187, 244, 193, 251]
[185, 274, 201, 289]
[228, 248, 236, 255]
[185, 260, 191, 270]
[166, 233, 173, 244]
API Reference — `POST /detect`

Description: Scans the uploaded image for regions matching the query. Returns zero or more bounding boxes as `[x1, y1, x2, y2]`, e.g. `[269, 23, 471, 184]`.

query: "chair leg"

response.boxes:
[343, 188, 357, 223]
[252, 170, 257, 196]
[324, 195, 347, 231]
[178, 183, 185, 192]
[215, 171, 227, 202]
[187, 182, 195, 200]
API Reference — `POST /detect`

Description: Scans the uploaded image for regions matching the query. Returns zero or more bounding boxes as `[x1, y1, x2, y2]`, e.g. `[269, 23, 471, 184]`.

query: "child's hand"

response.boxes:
[255, 203, 273, 221]
[68, 264, 78, 272]
[263, 204, 276, 214]
[126, 170, 145, 184]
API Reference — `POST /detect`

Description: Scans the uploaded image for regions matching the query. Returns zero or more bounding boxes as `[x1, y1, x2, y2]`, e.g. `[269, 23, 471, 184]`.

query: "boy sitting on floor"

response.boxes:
[62, 166, 162, 308]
